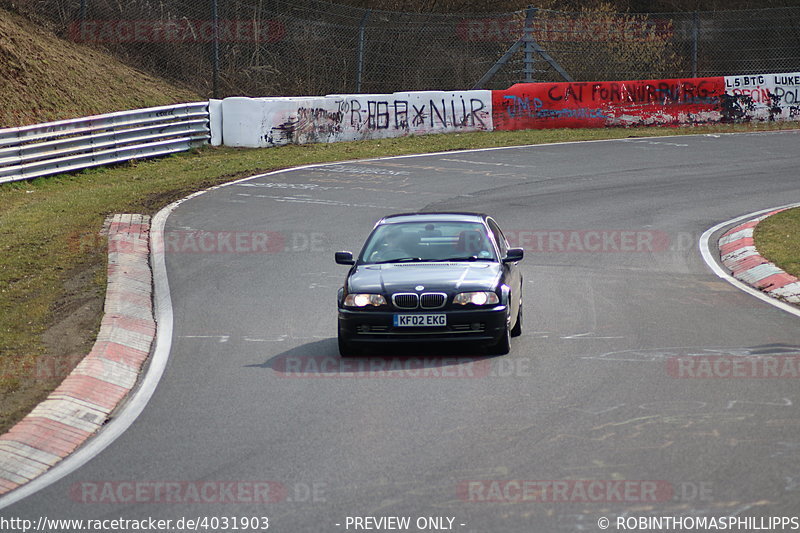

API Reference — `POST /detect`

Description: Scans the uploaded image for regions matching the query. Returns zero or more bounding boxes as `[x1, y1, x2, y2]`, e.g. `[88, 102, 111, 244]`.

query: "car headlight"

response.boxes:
[344, 293, 387, 307]
[453, 291, 500, 306]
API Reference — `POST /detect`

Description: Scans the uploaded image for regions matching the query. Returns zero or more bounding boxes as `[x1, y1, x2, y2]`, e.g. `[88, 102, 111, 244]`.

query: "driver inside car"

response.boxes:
[369, 228, 414, 262]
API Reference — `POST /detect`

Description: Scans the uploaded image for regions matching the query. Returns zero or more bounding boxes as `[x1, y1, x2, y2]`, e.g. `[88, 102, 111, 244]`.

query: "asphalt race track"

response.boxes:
[5, 131, 800, 531]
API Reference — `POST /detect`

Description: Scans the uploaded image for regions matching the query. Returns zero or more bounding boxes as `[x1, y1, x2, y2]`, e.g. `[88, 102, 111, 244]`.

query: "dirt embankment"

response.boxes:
[0, 6, 200, 128]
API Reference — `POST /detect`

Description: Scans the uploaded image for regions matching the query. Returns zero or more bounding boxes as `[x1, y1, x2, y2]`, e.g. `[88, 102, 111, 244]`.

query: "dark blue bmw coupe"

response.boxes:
[335, 212, 523, 356]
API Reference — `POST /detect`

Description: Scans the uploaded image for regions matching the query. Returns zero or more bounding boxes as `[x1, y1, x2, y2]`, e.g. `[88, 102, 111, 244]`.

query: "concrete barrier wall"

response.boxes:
[220, 91, 493, 148]
[211, 72, 800, 147]
[209, 99, 223, 146]
[723, 73, 800, 122]
[491, 72, 800, 131]
[492, 77, 726, 130]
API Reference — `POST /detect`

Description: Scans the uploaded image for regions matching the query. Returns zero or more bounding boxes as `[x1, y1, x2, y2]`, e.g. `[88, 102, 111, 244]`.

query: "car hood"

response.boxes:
[347, 262, 502, 294]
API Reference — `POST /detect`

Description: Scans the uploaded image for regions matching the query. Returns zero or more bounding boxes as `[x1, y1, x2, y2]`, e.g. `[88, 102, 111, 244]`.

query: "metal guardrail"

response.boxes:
[0, 102, 210, 184]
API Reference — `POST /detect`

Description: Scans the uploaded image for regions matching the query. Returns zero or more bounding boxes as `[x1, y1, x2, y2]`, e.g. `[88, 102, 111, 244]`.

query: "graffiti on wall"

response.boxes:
[265, 92, 492, 147]
[218, 71, 800, 148]
[493, 78, 725, 130]
[722, 73, 800, 122]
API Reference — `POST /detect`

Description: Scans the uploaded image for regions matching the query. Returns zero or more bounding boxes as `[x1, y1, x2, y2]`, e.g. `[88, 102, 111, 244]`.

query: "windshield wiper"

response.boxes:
[375, 257, 425, 264]
[441, 256, 495, 262]
[375, 256, 494, 264]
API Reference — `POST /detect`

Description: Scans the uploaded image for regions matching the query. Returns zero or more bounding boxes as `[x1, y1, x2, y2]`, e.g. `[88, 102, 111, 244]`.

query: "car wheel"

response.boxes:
[489, 324, 511, 355]
[510, 299, 522, 337]
[338, 325, 360, 357]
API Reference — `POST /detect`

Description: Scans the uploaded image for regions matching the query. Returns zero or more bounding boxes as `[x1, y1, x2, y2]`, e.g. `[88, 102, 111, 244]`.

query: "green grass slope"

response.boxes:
[0, 7, 199, 128]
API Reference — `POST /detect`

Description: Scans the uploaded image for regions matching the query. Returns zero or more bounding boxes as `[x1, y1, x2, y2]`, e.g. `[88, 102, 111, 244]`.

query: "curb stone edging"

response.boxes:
[0, 214, 155, 495]
[719, 209, 800, 305]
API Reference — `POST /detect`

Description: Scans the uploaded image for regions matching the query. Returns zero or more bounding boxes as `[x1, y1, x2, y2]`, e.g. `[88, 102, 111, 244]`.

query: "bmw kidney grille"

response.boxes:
[392, 292, 447, 309]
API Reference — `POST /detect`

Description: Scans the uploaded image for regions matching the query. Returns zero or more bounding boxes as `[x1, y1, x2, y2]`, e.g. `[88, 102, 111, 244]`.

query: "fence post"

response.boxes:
[211, 0, 220, 99]
[356, 9, 371, 93]
[79, 0, 87, 37]
[692, 11, 699, 78]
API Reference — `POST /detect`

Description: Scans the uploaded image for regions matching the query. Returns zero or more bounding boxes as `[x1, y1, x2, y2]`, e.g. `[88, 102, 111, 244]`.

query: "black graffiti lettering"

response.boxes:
[294, 107, 344, 139]
[394, 101, 408, 128]
[726, 75, 766, 88]
[368, 101, 389, 129]
[572, 83, 587, 102]
[586, 80, 721, 105]
[297, 107, 343, 123]
[470, 98, 486, 128]
[450, 98, 462, 127]
[430, 99, 447, 127]
[350, 99, 363, 127]
[271, 96, 488, 136]
[776, 87, 800, 105]
[774, 75, 800, 85]
[548, 85, 562, 101]
[550, 83, 587, 103]
[412, 105, 426, 126]
[565, 83, 584, 102]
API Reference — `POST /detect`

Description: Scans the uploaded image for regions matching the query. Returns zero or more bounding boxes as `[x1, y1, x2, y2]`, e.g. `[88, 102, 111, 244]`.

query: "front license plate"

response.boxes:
[393, 314, 446, 327]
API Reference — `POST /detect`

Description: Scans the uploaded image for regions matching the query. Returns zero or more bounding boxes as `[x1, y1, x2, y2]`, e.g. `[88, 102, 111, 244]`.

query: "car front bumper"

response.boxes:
[338, 305, 509, 345]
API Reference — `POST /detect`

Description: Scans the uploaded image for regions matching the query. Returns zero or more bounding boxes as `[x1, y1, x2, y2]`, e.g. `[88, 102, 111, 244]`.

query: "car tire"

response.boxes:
[489, 323, 511, 355]
[510, 300, 522, 337]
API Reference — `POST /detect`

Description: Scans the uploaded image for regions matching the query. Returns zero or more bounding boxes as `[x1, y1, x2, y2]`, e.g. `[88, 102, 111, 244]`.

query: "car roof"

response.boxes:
[378, 212, 489, 225]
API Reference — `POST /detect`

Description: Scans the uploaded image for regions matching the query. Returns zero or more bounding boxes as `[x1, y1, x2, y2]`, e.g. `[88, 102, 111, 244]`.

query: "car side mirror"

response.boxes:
[335, 251, 355, 265]
[503, 247, 524, 263]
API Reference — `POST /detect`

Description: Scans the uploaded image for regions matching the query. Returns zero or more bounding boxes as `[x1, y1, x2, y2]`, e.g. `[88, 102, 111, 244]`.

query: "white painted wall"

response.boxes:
[220, 91, 493, 147]
[209, 99, 223, 146]
[724, 73, 800, 122]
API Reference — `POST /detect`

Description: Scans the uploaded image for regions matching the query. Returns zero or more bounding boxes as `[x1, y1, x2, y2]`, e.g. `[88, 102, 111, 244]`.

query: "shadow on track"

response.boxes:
[246, 338, 505, 378]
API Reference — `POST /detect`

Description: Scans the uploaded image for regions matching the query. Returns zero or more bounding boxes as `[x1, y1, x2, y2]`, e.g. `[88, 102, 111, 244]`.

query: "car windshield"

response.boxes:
[360, 221, 498, 264]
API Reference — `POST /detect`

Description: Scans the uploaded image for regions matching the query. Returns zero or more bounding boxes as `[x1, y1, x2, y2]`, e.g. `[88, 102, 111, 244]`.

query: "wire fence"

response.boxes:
[8, 0, 800, 97]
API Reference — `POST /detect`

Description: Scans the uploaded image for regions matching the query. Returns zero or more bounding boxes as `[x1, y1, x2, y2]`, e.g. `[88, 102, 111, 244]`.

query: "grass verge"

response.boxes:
[754, 207, 800, 280]
[0, 122, 798, 432]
